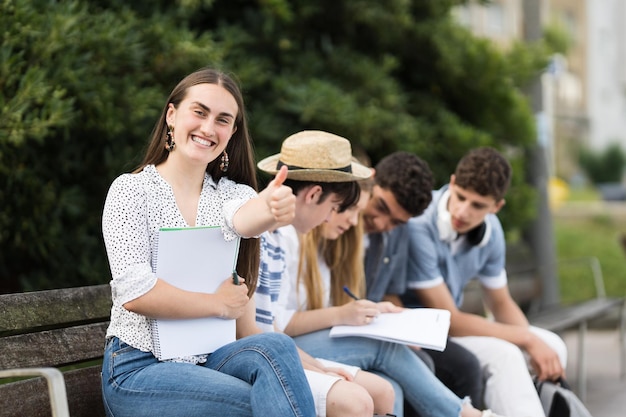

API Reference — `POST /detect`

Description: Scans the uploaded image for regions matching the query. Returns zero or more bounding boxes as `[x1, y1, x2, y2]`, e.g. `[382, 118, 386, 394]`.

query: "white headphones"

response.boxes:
[436, 189, 491, 247]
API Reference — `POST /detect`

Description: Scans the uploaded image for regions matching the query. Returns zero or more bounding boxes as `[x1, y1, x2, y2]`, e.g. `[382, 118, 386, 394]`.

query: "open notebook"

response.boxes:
[329, 308, 451, 351]
[152, 226, 240, 360]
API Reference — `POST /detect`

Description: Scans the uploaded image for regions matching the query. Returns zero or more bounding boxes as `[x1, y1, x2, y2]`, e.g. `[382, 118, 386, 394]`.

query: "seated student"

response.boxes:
[360, 152, 485, 408]
[387, 147, 568, 417]
[101, 67, 315, 416]
[252, 130, 396, 417]
[272, 168, 508, 417]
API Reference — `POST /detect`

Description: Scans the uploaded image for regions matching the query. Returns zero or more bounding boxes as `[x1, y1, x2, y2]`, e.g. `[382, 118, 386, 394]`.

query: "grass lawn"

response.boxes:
[552, 189, 626, 304]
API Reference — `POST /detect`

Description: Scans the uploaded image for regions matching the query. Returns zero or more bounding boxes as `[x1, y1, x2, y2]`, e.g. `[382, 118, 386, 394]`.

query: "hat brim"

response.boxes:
[258, 154, 372, 182]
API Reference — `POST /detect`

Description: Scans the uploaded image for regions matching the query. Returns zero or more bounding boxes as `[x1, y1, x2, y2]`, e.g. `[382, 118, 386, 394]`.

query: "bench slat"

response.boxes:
[0, 285, 111, 335]
[461, 273, 539, 315]
[528, 297, 624, 332]
[0, 323, 108, 369]
[0, 366, 104, 417]
[0, 285, 111, 416]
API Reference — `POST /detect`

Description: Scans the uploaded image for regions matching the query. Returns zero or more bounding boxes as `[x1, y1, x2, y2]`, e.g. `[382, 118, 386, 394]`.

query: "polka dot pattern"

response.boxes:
[102, 164, 256, 363]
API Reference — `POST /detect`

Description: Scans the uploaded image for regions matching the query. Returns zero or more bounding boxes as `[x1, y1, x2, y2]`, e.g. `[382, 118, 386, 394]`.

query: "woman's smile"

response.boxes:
[191, 135, 216, 148]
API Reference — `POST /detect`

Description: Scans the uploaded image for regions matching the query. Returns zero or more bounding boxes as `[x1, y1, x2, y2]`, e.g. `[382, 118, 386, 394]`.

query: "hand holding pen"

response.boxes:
[343, 286, 402, 314]
[342, 286, 379, 325]
[342, 286, 360, 301]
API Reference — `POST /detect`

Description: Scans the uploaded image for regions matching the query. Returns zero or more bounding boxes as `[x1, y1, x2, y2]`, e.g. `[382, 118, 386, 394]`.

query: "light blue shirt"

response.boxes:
[402, 185, 508, 307]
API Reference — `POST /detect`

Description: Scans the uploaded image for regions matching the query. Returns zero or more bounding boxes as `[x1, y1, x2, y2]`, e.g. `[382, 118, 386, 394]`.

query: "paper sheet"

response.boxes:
[329, 308, 451, 351]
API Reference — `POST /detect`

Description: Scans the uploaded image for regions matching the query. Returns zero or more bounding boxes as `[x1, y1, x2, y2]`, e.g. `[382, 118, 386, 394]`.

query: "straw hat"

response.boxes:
[257, 130, 372, 182]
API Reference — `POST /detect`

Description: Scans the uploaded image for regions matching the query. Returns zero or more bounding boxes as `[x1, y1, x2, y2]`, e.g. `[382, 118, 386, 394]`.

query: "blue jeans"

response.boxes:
[294, 330, 464, 417]
[424, 339, 485, 409]
[102, 333, 315, 417]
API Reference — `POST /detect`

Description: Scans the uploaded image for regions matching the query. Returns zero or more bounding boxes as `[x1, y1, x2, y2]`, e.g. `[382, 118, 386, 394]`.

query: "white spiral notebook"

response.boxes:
[329, 308, 451, 351]
[152, 226, 240, 360]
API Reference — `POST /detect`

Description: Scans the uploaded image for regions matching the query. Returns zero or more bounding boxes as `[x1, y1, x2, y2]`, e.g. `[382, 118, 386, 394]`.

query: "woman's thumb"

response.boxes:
[272, 165, 288, 187]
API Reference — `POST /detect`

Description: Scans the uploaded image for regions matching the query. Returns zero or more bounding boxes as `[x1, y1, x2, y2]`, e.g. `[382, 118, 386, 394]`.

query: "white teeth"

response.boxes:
[192, 136, 213, 147]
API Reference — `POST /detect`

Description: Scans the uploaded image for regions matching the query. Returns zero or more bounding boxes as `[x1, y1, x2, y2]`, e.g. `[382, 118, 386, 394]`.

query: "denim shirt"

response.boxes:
[364, 224, 411, 302]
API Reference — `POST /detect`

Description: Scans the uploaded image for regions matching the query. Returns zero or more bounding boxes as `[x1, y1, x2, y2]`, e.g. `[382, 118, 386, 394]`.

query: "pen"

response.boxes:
[232, 271, 239, 285]
[343, 285, 360, 301]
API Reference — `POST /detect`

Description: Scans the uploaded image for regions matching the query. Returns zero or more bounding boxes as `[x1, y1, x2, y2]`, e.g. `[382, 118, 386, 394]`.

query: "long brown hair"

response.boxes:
[297, 178, 374, 310]
[135, 67, 260, 295]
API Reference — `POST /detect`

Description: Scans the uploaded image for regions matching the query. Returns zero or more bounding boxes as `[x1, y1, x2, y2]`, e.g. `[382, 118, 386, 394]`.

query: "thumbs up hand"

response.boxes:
[259, 166, 296, 227]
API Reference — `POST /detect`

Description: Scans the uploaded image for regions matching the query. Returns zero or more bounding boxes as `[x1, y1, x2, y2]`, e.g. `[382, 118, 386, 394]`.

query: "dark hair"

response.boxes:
[135, 67, 259, 295]
[374, 151, 434, 216]
[284, 179, 360, 212]
[454, 147, 511, 201]
[136, 67, 256, 188]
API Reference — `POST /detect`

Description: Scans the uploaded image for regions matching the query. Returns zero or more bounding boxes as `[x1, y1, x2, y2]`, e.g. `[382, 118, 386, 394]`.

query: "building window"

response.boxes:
[561, 11, 578, 44]
[454, 4, 472, 28]
[487, 3, 505, 35]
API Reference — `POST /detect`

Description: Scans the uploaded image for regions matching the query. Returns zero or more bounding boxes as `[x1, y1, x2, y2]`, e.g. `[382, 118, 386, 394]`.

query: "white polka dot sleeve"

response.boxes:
[217, 177, 259, 240]
[102, 173, 159, 307]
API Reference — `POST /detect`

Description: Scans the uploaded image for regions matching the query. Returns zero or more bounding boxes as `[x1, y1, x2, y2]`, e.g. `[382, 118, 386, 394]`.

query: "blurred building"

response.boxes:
[453, 0, 626, 183]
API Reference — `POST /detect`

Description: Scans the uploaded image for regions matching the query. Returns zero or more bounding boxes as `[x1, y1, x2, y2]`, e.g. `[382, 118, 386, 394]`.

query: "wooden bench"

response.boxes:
[462, 256, 625, 402]
[0, 284, 112, 417]
[2, 256, 622, 412]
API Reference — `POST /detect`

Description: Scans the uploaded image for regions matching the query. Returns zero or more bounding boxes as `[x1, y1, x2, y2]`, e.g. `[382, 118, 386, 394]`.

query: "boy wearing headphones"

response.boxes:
[361, 151, 485, 413]
[385, 147, 567, 417]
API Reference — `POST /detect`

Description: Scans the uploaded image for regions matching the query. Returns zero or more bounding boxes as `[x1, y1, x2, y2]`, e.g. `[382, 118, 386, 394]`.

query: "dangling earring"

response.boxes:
[220, 150, 229, 172]
[165, 125, 175, 152]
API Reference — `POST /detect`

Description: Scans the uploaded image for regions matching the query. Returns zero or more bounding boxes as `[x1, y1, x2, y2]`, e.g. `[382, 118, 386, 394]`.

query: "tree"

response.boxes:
[199, 0, 550, 234]
[0, 0, 223, 292]
[1, 0, 556, 291]
[579, 143, 626, 185]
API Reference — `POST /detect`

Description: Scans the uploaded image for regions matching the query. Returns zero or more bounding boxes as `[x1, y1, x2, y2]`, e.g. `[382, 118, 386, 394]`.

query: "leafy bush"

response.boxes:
[0, 0, 224, 292]
[1, 0, 557, 291]
[578, 143, 626, 184]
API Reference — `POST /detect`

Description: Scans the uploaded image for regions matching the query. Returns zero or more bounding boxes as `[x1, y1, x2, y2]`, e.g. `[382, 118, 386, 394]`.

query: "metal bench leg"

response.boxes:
[0, 367, 70, 417]
[619, 304, 626, 380]
[577, 320, 587, 403]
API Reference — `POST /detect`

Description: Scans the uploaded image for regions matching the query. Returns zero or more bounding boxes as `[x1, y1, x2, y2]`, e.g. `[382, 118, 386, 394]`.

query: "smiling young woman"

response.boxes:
[100, 67, 314, 417]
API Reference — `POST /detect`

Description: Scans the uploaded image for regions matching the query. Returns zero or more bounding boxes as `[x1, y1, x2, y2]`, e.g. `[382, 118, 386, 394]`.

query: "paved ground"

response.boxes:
[561, 329, 625, 417]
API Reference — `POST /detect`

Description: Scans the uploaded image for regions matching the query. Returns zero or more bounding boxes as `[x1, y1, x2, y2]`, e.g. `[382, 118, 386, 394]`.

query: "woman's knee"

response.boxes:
[247, 332, 298, 356]
[370, 379, 395, 414]
[326, 380, 374, 417]
[353, 371, 395, 414]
